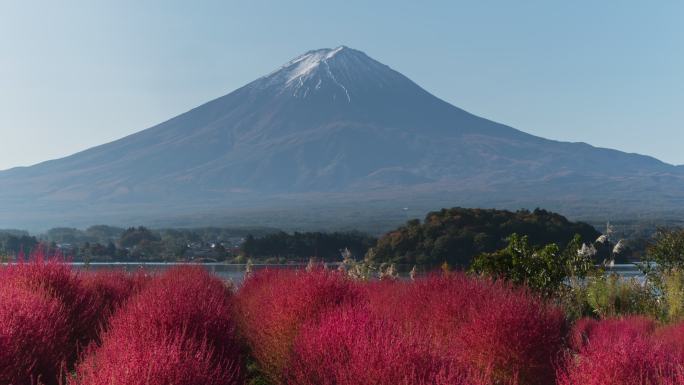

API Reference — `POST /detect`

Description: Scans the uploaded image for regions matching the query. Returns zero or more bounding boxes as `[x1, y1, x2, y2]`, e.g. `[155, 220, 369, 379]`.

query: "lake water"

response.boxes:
[65, 262, 644, 285]
[604, 264, 644, 278]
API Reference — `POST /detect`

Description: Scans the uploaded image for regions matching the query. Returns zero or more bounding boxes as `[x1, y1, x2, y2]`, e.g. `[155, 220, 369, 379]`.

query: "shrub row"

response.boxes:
[8, 259, 684, 385]
[236, 270, 567, 385]
[71, 266, 244, 385]
[237, 271, 684, 385]
[0, 251, 144, 385]
[558, 317, 684, 385]
[1, 259, 244, 385]
[235, 268, 362, 383]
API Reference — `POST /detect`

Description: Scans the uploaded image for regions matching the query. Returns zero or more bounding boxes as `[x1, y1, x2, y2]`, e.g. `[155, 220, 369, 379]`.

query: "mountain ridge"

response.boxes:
[1, 46, 682, 230]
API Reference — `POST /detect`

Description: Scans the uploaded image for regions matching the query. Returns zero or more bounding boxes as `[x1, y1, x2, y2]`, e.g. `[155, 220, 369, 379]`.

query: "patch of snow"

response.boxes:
[323, 60, 351, 102]
[251, 46, 400, 103]
[262, 46, 345, 85]
[255, 46, 356, 101]
[281, 46, 345, 84]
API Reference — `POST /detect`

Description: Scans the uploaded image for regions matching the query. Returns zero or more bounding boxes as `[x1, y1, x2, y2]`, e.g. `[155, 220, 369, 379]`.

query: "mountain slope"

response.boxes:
[1, 46, 683, 229]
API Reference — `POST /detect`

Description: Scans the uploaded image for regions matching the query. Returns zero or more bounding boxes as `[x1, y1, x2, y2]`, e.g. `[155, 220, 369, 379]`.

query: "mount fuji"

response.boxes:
[1, 46, 683, 230]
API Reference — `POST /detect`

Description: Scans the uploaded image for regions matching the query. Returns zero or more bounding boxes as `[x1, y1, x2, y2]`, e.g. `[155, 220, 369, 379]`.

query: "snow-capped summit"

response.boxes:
[275, 46, 348, 84]
[254, 46, 403, 102]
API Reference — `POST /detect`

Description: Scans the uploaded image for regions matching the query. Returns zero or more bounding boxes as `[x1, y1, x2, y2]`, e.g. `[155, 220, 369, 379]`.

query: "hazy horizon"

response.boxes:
[1, 1, 682, 171]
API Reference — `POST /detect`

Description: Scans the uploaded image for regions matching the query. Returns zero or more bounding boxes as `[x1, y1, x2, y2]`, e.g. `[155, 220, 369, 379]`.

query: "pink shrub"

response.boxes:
[0, 281, 70, 385]
[557, 317, 682, 385]
[72, 331, 239, 385]
[455, 284, 566, 385]
[285, 274, 564, 385]
[107, 266, 239, 353]
[0, 252, 97, 365]
[286, 304, 471, 385]
[658, 323, 684, 356]
[366, 274, 566, 385]
[72, 266, 243, 385]
[78, 269, 149, 343]
[2, 253, 82, 311]
[568, 317, 598, 351]
[652, 323, 684, 382]
[367, 274, 501, 345]
[362, 279, 412, 319]
[235, 268, 364, 382]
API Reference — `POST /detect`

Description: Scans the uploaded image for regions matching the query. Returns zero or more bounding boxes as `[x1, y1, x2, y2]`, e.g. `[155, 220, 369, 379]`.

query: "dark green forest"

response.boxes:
[241, 231, 377, 262]
[368, 207, 600, 267]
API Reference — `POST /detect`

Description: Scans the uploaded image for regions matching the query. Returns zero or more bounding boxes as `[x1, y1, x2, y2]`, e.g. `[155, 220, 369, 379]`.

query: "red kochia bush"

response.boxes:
[454, 283, 566, 384]
[0, 253, 96, 366]
[656, 323, 684, 383]
[557, 317, 684, 385]
[366, 274, 567, 385]
[658, 322, 684, 358]
[72, 330, 238, 385]
[72, 266, 243, 385]
[0, 281, 70, 385]
[0, 254, 145, 384]
[3, 252, 147, 348]
[78, 269, 150, 343]
[106, 266, 240, 356]
[568, 316, 599, 351]
[235, 268, 364, 382]
[286, 304, 471, 385]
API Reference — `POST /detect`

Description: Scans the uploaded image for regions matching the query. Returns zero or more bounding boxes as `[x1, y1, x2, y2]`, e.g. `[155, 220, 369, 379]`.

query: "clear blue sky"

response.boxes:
[1, 0, 682, 170]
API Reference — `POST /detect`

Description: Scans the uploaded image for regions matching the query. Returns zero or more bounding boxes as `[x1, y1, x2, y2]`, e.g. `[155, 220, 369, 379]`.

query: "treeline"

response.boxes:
[241, 231, 377, 262]
[1, 207, 639, 266]
[0, 230, 38, 257]
[1, 226, 279, 262]
[42, 226, 277, 246]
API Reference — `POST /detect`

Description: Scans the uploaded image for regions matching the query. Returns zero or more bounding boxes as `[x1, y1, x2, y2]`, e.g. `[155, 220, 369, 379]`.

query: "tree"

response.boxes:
[240, 231, 376, 261]
[0, 234, 38, 256]
[106, 242, 117, 257]
[639, 228, 684, 289]
[643, 228, 684, 272]
[471, 234, 593, 296]
[119, 227, 160, 249]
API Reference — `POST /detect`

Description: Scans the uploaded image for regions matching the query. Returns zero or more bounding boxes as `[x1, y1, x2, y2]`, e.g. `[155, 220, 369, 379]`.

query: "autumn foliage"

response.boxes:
[285, 304, 469, 385]
[71, 266, 243, 385]
[0, 250, 144, 385]
[558, 317, 684, 385]
[235, 268, 363, 382]
[237, 271, 566, 385]
[0, 280, 70, 385]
